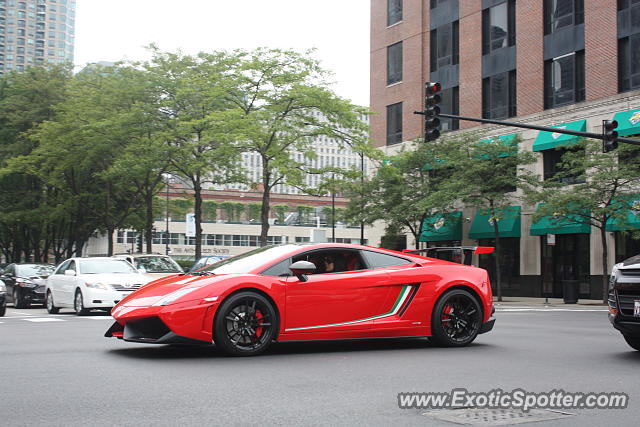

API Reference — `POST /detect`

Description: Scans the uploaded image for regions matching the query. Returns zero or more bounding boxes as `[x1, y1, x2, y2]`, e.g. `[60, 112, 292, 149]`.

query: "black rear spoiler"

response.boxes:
[402, 246, 495, 266]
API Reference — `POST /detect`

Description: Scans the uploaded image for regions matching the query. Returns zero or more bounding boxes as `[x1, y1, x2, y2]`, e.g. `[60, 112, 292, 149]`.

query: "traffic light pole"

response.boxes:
[414, 111, 640, 146]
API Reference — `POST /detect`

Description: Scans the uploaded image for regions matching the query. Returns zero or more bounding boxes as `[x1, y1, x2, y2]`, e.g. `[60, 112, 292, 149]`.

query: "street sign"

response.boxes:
[547, 234, 556, 246]
[186, 213, 196, 237]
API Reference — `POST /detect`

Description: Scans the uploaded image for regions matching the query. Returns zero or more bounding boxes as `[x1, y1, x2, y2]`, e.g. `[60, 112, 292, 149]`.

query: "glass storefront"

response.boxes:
[540, 234, 590, 298]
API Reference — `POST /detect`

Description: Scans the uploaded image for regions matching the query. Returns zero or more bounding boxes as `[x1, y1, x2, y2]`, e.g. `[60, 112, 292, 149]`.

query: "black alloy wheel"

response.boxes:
[46, 291, 60, 314]
[213, 291, 278, 356]
[431, 289, 482, 347]
[623, 335, 640, 351]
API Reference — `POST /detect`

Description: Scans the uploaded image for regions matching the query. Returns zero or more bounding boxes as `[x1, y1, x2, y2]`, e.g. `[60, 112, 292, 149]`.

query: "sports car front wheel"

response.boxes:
[430, 289, 482, 347]
[213, 291, 278, 356]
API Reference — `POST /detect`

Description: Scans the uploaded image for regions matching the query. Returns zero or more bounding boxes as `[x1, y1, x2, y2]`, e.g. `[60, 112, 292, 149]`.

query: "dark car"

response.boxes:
[608, 254, 640, 351]
[0, 263, 55, 308]
[0, 279, 6, 316]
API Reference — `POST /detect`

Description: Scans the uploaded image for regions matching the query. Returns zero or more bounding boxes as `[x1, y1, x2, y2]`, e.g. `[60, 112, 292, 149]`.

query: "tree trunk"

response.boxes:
[600, 224, 609, 304]
[107, 227, 114, 256]
[145, 190, 154, 254]
[259, 161, 271, 247]
[193, 178, 203, 260]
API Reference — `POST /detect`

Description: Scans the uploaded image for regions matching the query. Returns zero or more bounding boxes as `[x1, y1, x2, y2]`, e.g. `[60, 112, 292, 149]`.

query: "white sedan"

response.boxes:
[45, 257, 153, 315]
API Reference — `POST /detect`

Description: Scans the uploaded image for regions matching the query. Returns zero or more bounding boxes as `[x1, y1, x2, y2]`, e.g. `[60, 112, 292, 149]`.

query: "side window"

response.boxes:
[55, 260, 70, 275]
[291, 250, 367, 275]
[67, 260, 76, 272]
[260, 258, 292, 277]
[361, 250, 413, 269]
[5, 264, 15, 276]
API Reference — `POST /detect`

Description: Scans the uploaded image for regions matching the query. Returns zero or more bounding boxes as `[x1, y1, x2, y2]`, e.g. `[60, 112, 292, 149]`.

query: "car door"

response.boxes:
[59, 260, 78, 305]
[48, 260, 70, 305]
[284, 249, 393, 333]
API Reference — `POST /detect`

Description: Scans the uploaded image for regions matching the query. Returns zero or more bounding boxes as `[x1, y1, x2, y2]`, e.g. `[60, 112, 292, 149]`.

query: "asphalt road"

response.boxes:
[0, 304, 637, 427]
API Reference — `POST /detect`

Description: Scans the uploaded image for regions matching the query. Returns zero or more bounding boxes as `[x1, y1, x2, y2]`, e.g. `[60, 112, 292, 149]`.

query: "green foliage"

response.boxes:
[272, 205, 289, 224]
[202, 201, 218, 222]
[247, 203, 261, 222]
[296, 205, 315, 225]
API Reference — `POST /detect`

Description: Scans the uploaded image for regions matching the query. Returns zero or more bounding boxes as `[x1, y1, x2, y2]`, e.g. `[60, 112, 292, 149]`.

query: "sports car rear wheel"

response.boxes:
[213, 292, 278, 356]
[431, 289, 482, 347]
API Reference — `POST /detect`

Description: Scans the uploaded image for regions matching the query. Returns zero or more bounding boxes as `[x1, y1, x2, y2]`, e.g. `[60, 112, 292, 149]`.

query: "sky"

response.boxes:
[74, 0, 371, 106]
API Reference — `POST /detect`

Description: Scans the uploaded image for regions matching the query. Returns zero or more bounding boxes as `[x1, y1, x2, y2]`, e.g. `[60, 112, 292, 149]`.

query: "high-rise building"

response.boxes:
[0, 0, 76, 75]
[370, 0, 640, 300]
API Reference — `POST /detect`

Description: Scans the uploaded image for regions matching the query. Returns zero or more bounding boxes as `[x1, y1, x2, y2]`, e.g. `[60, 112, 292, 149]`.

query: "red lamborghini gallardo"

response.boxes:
[105, 243, 495, 356]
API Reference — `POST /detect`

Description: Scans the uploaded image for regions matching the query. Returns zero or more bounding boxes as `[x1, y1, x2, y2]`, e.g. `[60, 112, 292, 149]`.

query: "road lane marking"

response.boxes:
[24, 318, 65, 322]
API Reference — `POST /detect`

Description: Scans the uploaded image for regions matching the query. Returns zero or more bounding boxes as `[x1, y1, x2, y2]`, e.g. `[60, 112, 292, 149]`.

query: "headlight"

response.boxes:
[0, 281, 6, 293]
[85, 282, 111, 290]
[16, 279, 37, 288]
[153, 287, 200, 306]
[609, 263, 621, 290]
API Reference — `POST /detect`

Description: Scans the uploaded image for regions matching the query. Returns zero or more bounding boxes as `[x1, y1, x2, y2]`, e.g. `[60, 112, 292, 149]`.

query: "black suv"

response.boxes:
[0, 263, 55, 308]
[608, 254, 640, 351]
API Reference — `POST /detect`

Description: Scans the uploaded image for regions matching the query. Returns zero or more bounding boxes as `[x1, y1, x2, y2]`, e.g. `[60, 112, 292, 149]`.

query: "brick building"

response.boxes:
[370, 0, 640, 299]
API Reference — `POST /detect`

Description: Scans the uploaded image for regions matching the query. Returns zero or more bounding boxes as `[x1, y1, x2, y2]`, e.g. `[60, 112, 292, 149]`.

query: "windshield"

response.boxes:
[133, 256, 182, 273]
[79, 259, 138, 275]
[17, 264, 55, 277]
[199, 245, 297, 275]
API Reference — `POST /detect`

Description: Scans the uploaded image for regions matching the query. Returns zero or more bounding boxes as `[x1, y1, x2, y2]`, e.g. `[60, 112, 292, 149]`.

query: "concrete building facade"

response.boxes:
[0, 0, 75, 74]
[371, 0, 640, 299]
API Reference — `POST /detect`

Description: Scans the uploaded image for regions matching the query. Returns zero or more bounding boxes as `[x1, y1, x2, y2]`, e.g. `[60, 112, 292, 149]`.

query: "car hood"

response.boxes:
[79, 273, 151, 285]
[118, 274, 241, 307]
[141, 272, 182, 279]
[622, 255, 640, 268]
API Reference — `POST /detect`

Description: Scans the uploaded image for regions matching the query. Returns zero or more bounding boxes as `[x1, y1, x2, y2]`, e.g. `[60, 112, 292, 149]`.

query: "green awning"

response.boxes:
[469, 206, 521, 239]
[478, 133, 518, 158]
[605, 198, 640, 231]
[419, 211, 462, 242]
[613, 108, 640, 137]
[532, 120, 586, 152]
[530, 204, 591, 235]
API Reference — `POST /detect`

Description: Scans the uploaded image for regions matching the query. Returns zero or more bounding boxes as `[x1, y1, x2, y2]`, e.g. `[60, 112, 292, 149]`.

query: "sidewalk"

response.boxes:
[493, 296, 607, 307]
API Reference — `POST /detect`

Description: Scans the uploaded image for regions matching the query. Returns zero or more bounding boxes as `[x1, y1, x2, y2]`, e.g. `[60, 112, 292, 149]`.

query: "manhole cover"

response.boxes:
[422, 407, 574, 426]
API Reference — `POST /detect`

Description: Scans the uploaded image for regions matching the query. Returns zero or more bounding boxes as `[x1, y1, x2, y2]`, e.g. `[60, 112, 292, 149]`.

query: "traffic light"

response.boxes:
[603, 119, 619, 152]
[424, 82, 441, 142]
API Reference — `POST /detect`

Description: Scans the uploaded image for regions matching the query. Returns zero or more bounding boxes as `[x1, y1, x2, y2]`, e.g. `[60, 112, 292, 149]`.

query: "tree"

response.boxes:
[345, 138, 459, 249]
[228, 48, 368, 246]
[528, 140, 640, 302]
[442, 134, 538, 302]
[0, 65, 73, 262]
[143, 47, 246, 258]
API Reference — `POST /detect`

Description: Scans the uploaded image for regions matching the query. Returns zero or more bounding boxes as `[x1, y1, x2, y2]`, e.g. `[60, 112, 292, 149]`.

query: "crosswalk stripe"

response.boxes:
[24, 318, 65, 322]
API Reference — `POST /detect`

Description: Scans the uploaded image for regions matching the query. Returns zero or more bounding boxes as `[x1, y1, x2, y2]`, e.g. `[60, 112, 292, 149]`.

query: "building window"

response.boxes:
[440, 87, 459, 131]
[387, 41, 402, 85]
[386, 102, 403, 145]
[544, 0, 584, 35]
[430, 21, 459, 72]
[483, 70, 517, 119]
[387, 0, 402, 26]
[619, 34, 640, 93]
[542, 147, 585, 184]
[544, 51, 585, 109]
[482, 0, 516, 54]
[430, 0, 448, 8]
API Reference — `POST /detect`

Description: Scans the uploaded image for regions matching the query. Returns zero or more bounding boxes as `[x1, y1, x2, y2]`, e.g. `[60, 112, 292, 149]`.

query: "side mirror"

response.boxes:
[289, 260, 317, 282]
[64, 270, 76, 276]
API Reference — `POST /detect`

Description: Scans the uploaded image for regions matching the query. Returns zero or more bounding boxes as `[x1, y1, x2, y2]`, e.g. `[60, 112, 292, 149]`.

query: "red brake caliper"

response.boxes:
[442, 304, 452, 324]
[255, 309, 264, 337]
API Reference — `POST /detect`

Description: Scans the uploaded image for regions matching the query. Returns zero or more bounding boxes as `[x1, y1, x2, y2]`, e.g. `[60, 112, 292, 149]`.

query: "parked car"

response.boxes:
[112, 254, 183, 279]
[0, 279, 6, 317]
[106, 243, 495, 356]
[608, 254, 640, 351]
[0, 263, 55, 308]
[187, 255, 229, 273]
[45, 257, 152, 315]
